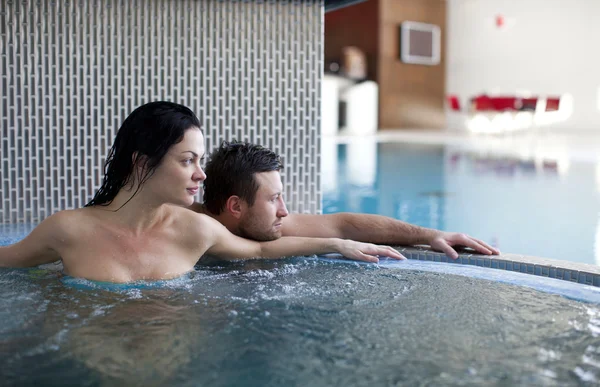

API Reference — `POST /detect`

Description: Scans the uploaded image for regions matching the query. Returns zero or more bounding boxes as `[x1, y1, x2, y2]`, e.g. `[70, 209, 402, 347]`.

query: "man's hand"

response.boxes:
[429, 232, 500, 260]
[336, 240, 406, 263]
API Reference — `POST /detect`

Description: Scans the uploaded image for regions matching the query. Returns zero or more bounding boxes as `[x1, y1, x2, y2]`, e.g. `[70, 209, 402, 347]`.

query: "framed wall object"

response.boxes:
[398, 21, 441, 65]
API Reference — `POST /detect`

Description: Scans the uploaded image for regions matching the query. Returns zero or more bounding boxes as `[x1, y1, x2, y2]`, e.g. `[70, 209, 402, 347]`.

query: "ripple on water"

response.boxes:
[2, 257, 600, 386]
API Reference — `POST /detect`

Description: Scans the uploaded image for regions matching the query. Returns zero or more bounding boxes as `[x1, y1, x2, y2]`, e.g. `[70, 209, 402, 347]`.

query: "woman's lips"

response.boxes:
[187, 187, 199, 195]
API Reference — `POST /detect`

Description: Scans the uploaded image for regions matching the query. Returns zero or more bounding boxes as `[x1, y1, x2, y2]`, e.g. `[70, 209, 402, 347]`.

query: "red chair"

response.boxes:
[545, 98, 560, 111]
[447, 95, 461, 111]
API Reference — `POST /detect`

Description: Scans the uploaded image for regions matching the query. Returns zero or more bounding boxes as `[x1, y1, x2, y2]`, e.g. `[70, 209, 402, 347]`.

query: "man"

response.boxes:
[192, 141, 499, 260]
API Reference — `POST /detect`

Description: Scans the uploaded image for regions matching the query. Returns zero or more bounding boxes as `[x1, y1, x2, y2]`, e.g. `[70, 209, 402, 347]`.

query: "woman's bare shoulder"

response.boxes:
[167, 206, 224, 244]
[42, 208, 104, 239]
[187, 202, 206, 214]
[169, 205, 215, 229]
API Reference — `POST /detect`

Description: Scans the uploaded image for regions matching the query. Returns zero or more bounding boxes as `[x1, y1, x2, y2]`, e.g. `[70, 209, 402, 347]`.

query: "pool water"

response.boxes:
[3, 137, 600, 385]
[2, 257, 600, 386]
[322, 141, 600, 266]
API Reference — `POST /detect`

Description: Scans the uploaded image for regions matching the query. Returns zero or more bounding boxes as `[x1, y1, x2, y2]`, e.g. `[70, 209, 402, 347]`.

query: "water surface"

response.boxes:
[2, 258, 600, 386]
[323, 141, 600, 265]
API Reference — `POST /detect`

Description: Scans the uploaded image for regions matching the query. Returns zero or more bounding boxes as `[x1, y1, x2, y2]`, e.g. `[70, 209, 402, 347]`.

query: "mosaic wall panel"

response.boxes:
[0, 0, 323, 224]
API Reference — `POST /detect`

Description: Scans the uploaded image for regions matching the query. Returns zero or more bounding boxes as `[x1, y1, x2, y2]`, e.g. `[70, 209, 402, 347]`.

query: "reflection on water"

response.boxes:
[2, 259, 600, 386]
[323, 142, 600, 265]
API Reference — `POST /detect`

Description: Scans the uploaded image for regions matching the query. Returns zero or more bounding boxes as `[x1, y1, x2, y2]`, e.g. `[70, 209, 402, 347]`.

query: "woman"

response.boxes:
[0, 102, 402, 283]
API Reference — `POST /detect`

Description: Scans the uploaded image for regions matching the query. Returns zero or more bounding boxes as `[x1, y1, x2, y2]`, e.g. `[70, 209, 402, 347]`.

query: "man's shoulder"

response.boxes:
[282, 212, 343, 238]
[281, 212, 318, 235]
[284, 212, 325, 223]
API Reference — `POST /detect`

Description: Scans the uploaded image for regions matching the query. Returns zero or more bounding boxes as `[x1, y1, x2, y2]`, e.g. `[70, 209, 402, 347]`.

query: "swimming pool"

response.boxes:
[3, 135, 600, 385]
[322, 136, 600, 266]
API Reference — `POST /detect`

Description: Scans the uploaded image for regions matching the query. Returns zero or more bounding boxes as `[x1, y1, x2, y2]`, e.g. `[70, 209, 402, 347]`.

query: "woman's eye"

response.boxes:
[183, 159, 192, 165]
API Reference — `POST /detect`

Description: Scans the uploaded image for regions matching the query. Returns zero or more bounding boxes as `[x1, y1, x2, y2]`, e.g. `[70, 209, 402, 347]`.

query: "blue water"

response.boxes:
[4, 140, 600, 385]
[2, 257, 600, 386]
[323, 141, 600, 265]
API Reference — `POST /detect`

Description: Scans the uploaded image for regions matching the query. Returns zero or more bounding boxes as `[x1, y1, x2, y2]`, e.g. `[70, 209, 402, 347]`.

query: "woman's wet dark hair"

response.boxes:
[86, 101, 201, 207]
[203, 141, 282, 215]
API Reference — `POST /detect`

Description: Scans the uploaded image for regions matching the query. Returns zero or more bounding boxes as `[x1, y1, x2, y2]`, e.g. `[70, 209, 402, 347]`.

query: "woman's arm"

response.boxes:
[0, 212, 66, 267]
[196, 214, 404, 263]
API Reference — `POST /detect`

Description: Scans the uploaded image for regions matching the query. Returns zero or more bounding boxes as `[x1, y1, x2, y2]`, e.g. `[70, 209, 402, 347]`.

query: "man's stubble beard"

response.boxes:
[237, 218, 281, 242]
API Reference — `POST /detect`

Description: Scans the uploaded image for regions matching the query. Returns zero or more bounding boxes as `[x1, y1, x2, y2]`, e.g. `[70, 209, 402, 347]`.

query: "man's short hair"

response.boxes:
[203, 141, 283, 214]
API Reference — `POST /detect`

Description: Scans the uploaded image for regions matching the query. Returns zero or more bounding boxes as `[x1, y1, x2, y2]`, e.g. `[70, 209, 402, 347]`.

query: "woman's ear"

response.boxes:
[132, 152, 148, 169]
[131, 152, 149, 184]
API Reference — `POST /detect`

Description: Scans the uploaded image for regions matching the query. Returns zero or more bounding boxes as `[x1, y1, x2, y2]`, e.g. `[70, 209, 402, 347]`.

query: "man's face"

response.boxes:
[237, 171, 289, 241]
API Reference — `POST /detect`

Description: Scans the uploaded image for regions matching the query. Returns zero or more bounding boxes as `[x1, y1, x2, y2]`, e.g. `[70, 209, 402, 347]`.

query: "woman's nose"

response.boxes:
[193, 166, 206, 181]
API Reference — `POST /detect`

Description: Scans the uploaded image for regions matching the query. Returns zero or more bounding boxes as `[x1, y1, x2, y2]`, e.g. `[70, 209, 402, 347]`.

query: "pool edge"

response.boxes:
[396, 246, 600, 287]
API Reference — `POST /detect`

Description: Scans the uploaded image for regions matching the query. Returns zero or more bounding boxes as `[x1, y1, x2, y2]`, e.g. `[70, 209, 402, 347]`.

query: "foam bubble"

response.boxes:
[573, 367, 597, 383]
[538, 348, 562, 362]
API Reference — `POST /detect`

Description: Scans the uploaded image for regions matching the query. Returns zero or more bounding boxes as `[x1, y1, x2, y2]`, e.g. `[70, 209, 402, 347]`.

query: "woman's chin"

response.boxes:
[183, 196, 196, 207]
[169, 196, 195, 207]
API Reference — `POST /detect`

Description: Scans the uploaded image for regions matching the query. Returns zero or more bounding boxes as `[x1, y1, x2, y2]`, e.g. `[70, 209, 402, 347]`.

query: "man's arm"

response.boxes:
[0, 213, 65, 268]
[281, 213, 499, 259]
[193, 214, 404, 263]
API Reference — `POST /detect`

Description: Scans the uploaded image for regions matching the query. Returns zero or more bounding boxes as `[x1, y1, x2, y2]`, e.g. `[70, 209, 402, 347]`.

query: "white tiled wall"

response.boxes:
[0, 0, 323, 224]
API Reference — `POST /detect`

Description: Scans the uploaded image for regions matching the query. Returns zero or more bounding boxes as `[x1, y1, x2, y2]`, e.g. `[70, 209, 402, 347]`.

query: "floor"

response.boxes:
[328, 129, 600, 163]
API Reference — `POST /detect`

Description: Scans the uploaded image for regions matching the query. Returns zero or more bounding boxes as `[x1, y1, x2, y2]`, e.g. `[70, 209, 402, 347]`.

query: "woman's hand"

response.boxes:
[335, 239, 405, 263]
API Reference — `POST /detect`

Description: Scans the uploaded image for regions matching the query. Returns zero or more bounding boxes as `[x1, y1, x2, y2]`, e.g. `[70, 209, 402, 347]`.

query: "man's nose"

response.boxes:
[277, 197, 289, 218]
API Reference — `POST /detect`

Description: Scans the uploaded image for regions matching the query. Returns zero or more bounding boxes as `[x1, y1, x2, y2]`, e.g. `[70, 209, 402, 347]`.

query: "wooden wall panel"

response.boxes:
[325, 0, 446, 129]
[324, 0, 380, 81]
[378, 0, 446, 129]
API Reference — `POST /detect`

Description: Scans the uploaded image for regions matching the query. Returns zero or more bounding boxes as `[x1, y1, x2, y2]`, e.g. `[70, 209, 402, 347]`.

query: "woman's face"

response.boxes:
[145, 128, 206, 207]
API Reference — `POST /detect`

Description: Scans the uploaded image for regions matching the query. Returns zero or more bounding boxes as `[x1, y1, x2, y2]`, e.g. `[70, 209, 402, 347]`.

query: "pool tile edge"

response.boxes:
[395, 246, 600, 288]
